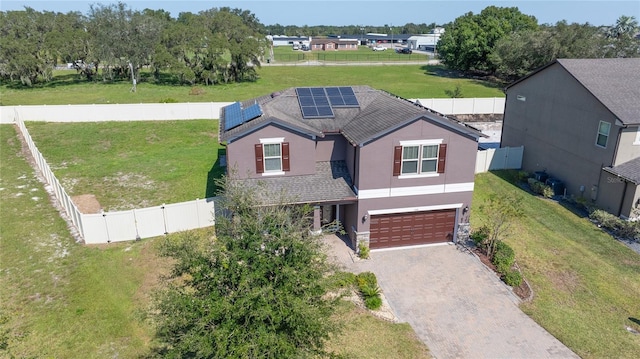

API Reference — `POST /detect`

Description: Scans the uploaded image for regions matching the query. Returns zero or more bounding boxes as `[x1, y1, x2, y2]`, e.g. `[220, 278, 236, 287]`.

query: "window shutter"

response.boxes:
[393, 146, 402, 176]
[437, 143, 447, 173]
[254, 144, 264, 174]
[282, 142, 290, 172]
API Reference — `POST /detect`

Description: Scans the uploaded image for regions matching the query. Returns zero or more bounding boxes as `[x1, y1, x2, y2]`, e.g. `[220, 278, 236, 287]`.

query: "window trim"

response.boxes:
[596, 121, 611, 148]
[396, 139, 445, 179]
[633, 127, 640, 145]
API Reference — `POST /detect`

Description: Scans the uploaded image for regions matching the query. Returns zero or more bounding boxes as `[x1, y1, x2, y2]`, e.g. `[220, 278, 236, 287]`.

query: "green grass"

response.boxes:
[0, 65, 504, 106]
[25, 120, 224, 211]
[0, 124, 158, 358]
[326, 301, 431, 358]
[271, 45, 431, 63]
[471, 171, 640, 359]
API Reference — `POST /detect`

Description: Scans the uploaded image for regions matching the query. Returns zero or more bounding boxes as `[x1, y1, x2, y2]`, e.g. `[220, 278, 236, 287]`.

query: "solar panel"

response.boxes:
[296, 88, 335, 119]
[242, 103, 262, 122]
[326, 86, 360, 108]
[224, 102, 243, 130]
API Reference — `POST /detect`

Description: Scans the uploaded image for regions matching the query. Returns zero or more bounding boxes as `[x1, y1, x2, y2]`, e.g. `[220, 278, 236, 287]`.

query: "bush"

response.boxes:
[589, 209, 640, 240]
[492, 241, 515, 274]
[470, 226, 490, 248]
[517, 171, 530, 182]
[503, 269, 523, 287]
[358, 242, 370, 259]
[356, 272, 377, 289]
[527, 178, 554, 198]
[364, 296, 383, 310]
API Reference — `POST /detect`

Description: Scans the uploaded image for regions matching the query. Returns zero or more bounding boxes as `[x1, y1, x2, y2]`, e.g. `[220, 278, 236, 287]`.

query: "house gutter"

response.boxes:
[618, 179, 629, 217]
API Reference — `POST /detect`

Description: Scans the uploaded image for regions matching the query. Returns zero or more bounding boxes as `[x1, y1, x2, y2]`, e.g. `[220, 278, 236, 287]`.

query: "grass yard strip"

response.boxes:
[1, 65, 504, 106]
[471, 171, 640, 359]
[0, 125, 157, 358]
[25, 120, 223, 211]
[326, 301, 431, 358]
[271, 45, 431, 63]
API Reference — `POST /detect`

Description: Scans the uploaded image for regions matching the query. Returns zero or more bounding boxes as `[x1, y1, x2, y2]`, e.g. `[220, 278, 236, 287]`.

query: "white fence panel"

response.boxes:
[475, 146, 524, 173]
[1, 102, 233, 123]
[103, 210, 138, 242]
[82, 214, 110, 244]
[163, 200, 207, 233]
[413, 98, 505, 115]
[197, 198, 217, 226]
[134, 206, 167, 239]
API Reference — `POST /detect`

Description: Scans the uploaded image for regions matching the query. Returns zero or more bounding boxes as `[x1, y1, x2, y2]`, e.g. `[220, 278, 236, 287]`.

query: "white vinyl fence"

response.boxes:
[476, 146, 524, 173]
[413, 97, 505, 115]
[14, 115, 218, 244]
[1, 102, 232, 124]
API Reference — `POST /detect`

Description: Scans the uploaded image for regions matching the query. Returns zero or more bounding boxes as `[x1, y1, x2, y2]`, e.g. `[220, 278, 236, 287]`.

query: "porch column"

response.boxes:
[311, 205, 322, 235]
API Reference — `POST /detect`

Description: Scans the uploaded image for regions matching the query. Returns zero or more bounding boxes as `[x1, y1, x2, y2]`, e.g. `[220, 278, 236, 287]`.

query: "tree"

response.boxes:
[150, 177, 340, 358]
[438, 6, 538, 73]
[0, 8, 57, 85]
[603, 15, 640, 58]
[478, 192, 523, 259]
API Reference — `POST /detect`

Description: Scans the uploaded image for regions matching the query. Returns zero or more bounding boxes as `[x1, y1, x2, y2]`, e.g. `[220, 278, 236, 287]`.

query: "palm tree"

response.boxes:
[607, 15, 639, 39]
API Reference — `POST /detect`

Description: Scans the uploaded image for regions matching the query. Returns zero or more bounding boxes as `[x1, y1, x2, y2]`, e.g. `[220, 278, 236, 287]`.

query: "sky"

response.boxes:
[1, 0, 639, 27]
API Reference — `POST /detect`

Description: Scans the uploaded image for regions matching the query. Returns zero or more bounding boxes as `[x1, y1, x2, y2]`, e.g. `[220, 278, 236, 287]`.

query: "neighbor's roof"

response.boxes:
[507, 58, 640, 125]
[604, 157, 640, 185]
[219, 86, 484, 146]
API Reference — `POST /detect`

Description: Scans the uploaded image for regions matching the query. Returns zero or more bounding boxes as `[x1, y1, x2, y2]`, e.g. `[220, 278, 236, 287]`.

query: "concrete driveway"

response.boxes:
[323, 235, 579, 359]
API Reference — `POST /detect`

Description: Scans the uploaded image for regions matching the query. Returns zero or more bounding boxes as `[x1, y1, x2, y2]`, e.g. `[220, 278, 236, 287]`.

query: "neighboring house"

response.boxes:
[219, 86, 483, 250]
[501, 58, 640, 217]
[310, 38, 358, 51]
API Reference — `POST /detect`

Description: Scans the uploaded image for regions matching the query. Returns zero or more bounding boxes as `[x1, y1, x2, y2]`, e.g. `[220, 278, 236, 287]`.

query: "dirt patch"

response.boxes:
[548, 268, 580, 293]
[72, 194, 102, 214]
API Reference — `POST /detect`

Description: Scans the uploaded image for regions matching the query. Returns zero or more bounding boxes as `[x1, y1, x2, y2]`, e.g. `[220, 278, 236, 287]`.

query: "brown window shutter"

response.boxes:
[437, 143, 447, 173]
[254, 144, 264, 174]
[393, 146, 402, 176]
[281, 142, 290, 172]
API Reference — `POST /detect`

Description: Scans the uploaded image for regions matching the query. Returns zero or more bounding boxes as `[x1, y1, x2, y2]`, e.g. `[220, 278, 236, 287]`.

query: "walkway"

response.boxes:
[323, 235, 579, 359]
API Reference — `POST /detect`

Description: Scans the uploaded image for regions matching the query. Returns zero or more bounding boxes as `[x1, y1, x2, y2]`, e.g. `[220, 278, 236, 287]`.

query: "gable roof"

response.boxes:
[219, 86, 484, 145]
[604, 157, 640, 185]
[507, 58, 640, 125]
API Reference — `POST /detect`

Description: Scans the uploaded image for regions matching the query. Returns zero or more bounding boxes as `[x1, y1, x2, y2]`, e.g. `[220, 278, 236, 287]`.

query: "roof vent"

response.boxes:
[271, 92, 281, 98]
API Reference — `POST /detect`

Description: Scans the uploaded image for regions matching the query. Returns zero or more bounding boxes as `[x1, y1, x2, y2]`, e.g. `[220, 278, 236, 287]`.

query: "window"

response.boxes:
[393, 141, 447, 177]
[255, 138, 289, 175]
[596, 121, 611, 148]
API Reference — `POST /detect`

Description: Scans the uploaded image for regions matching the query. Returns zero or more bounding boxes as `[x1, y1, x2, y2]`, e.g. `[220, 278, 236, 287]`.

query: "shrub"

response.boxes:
[358, 242, 370, 259]
[356, 272, 377, 289]
[503, 269, 523, 287]
[589, 209, 640, 240]
[470, 226, 490, 248]
[364, 296, 383, 310]
[492, 241, 515, 274]
[527, 178, 554, 197]
[517, 171, 530, 183]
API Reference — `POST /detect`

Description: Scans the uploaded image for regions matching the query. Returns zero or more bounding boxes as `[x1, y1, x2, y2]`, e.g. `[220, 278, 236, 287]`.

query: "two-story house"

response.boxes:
[219, 86, 483, 250]
[501, 58, 640, 217]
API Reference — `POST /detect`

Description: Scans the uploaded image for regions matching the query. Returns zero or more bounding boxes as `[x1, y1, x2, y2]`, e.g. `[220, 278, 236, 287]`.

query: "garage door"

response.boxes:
[369, 209, 456, 249]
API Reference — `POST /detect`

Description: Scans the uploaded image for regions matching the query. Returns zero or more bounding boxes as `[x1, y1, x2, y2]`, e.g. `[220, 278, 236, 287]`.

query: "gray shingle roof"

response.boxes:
[522, 59, 640, 125]
[557, 58, 640, 125]
[236, 161, 356, 204]
[604, 157, 640, 184]
[220, 86, 484, 145]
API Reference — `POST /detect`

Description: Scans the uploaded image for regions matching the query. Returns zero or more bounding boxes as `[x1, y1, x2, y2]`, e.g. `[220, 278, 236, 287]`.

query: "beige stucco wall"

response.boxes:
[501, 62, 619, 204]
[614, 126, 640, 166]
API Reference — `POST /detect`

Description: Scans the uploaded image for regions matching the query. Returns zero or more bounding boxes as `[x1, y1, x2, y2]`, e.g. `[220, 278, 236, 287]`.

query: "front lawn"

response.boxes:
[471, 171, 640, 358]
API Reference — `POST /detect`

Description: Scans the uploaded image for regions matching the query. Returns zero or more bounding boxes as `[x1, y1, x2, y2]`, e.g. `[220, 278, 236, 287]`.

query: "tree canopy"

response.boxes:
[437, 6, 538, 73]
[149, 178, 340, 358]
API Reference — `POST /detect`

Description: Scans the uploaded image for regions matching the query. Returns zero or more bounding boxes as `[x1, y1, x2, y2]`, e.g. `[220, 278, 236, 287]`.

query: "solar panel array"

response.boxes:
[296, 87, 360, 119]
[223, 102, 263, 131]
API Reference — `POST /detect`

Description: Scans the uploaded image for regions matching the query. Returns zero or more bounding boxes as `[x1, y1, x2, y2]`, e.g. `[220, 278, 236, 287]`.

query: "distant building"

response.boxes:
[267, 35, 310, 47]
[407, 28, 444, 50]
[310, 37, 358, 51]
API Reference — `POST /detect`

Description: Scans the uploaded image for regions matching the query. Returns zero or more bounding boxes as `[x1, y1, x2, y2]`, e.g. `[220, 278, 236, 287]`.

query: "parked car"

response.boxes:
[292, 44, 300, 50]
[372, 45, 386, 51]
[396, 47, 412, 54]
[301, 44, 310, 51]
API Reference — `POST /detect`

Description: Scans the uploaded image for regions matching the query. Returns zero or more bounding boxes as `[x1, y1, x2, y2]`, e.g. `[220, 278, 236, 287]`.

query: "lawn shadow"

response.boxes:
[205, 148, 226, 198]
[630, 317, 640, 326]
